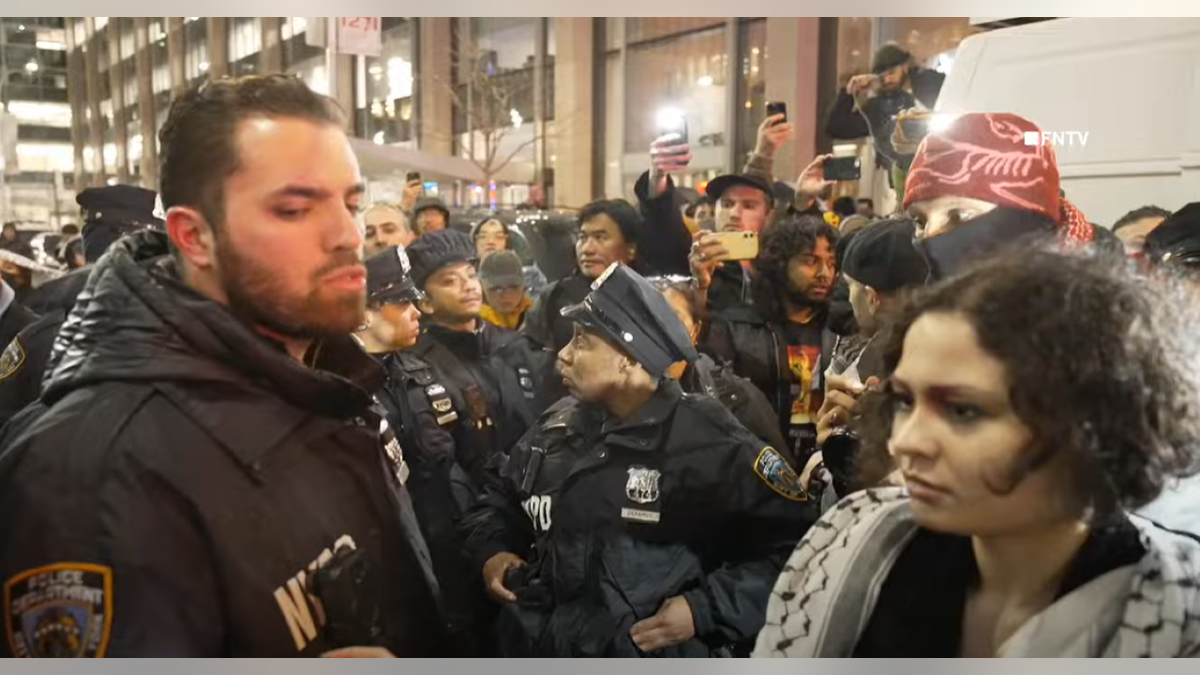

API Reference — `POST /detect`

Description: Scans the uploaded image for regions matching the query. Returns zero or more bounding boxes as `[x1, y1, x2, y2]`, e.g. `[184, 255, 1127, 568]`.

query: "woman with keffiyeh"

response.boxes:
[754, 113, 1200, 657]
[754, 249, 1200, 658]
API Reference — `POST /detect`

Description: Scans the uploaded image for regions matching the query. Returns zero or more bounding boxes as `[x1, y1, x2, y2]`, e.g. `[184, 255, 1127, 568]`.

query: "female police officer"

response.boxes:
[463, 262, 819, 657]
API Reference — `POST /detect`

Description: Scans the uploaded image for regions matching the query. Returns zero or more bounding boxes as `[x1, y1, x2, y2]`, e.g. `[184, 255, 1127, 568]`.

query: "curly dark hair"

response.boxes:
[751, 214, 839, 323]
[854, 249, 1200, 518]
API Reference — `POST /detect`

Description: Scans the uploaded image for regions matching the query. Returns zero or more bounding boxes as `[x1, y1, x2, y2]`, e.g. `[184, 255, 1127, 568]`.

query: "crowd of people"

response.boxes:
[0, 45, 1197, 658]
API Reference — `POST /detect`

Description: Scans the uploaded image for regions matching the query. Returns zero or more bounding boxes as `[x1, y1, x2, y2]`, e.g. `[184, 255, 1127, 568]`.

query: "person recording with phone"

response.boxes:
[824, 43, 945, 199]
[701, 215, 840, 463]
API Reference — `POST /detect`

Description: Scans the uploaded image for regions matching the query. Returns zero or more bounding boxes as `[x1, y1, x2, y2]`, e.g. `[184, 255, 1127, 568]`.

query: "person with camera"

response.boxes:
[464, 262, 818, 657]
[812, 218, 930, 499]
[825, 43, 945, 198]
[756, 250, 1200, 658]
[0, 75, 446, 656]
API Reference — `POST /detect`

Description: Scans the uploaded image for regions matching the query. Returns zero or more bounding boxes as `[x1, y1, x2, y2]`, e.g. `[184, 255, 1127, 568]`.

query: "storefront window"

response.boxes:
[893, 17, 979, 71]
[281, 17, 327, 91]
[625, 18, 724, 46]
[735, 19, 766, 166]
[836, 17, 873, 80]
[362, 18, 416, 145]
[624, 25, 727, 154]
[183, 19, 209, 86]
[229, 17, 262, 77]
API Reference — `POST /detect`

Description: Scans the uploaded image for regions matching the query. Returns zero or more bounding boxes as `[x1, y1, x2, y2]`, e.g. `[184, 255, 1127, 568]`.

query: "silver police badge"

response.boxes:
[625, 466, 661, 504]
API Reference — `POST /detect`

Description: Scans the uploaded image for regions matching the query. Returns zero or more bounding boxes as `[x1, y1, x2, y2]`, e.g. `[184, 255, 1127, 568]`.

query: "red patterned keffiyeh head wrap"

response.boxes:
[904, 112, 1094, 245]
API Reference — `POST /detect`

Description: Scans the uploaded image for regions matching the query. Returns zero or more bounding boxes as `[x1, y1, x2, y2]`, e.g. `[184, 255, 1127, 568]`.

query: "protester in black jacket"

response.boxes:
[0, 75, 446, 657]
[648, 275, 787, 451]
[464, 263, 817, 657]
[702, 216, 839, 463]
[522, 199, 654, 356]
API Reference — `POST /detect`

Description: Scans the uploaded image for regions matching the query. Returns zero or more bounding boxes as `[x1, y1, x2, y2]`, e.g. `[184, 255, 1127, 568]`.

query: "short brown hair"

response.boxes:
[158, 74, 344, 229]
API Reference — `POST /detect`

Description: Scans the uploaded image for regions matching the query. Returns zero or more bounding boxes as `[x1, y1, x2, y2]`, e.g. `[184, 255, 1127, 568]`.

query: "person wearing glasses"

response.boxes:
[464, 263, 819, 657]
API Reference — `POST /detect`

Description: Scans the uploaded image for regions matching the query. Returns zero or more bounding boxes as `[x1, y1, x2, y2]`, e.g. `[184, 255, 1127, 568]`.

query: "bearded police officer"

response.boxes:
[464, 262, 820, 657]
[0, 75, 446, 657]
[358, 245, 494, 655]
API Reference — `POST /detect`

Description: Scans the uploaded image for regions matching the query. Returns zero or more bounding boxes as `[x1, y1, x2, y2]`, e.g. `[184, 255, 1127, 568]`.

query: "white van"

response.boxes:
[935, 17, 1200, 228]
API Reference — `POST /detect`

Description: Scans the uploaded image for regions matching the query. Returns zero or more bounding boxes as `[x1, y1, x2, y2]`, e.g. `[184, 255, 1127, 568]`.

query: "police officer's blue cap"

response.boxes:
[366, 245, 423, 306]
[560, 262, 698, 378]
[406, 230, 477, 289]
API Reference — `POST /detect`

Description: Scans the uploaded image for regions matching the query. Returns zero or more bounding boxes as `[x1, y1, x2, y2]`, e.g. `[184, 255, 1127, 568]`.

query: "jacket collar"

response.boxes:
[598, 379, 683, 453]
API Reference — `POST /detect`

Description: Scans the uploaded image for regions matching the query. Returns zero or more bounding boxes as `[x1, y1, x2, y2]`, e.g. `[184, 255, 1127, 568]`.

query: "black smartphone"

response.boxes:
[823, 156, 862, 182]
[406, 171, 421, 183]
[657, 111, 689, 145]
[766, 101, 787, 123]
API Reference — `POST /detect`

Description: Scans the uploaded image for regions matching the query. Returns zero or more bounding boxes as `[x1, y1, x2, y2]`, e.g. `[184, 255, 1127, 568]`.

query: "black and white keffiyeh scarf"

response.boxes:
[754, 488, 1200, 658]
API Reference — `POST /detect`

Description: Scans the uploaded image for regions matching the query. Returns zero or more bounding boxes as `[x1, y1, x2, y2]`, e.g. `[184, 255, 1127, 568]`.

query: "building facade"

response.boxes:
[52, 16, 979, 226]
[1, 17, 73, 229]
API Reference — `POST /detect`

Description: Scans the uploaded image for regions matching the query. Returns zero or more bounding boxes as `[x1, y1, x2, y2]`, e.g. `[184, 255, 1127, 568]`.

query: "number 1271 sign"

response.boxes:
[335, 17, 382, 57]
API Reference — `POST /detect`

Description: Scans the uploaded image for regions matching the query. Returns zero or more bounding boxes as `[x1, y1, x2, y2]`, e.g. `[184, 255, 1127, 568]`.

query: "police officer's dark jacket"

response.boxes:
[0, 269, 91, 427]
[412, 320, 542, 487]
[375, 349, 494, 655]
[0, 231, 447, 657]
[463, 379, 818, 657]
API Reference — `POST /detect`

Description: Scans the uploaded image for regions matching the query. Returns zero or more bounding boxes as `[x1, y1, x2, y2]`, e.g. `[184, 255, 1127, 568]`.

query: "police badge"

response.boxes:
[625, 466, 661, 504]
[0, 339, 25, 381]
[4, 563, 113, 657]
[622, 466, 662, 524]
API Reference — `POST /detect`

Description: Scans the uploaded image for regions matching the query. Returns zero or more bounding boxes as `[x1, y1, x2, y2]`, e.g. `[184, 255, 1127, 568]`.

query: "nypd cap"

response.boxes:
[366, 245, 422, 305]
[561, 262, 698, 378]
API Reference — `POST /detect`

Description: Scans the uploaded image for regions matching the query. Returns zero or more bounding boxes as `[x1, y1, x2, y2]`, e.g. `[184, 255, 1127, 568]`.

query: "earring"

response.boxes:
[356, 315, 373, 333]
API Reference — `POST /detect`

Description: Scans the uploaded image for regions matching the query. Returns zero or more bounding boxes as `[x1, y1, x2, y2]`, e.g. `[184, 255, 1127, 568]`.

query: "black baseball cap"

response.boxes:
[1145, 202, 1200, 269]
[872, 43, 913, 74]
[705, 173, 775, 206]
[842, 218, 929, 292]
[366, 245, 423, 305]
[406, 229, 477, 289]
[561, 263, 698, 379]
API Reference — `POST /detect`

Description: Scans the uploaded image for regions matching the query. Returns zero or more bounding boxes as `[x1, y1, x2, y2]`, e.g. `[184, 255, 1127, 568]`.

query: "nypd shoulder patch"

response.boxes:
[0, 339, 25, 381]
[753, 447, 808, 502]
[4, 563, 113, 657]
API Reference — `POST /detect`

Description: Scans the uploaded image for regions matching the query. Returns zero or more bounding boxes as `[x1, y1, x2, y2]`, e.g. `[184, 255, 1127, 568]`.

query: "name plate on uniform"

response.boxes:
[621, 507, 661, 524]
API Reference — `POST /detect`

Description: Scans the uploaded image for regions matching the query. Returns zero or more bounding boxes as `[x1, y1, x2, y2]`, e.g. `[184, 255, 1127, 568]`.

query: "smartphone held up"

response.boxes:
[822, 156, 862, 182]
[656, 108, 689, 145]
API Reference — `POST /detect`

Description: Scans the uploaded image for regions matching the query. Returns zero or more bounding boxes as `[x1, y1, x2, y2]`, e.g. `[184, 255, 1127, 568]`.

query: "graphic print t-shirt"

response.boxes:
[784, 320, 825, 459]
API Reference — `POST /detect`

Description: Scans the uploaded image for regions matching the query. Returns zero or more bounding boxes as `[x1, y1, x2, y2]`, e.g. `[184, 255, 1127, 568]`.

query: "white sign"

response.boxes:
[335, 18, 382, 57]
[305, 18, 381, 57]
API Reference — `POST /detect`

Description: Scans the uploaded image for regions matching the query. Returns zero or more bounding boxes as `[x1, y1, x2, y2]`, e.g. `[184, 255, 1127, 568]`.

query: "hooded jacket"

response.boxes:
[0, 231, 447, 656]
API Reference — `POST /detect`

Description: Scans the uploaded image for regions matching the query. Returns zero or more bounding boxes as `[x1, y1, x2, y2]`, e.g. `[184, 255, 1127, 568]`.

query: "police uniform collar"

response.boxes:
[599, 379, 683, 452]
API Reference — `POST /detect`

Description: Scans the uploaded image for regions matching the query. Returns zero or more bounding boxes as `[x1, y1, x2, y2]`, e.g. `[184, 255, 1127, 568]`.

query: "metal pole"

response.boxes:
[328, 18, 339, 98]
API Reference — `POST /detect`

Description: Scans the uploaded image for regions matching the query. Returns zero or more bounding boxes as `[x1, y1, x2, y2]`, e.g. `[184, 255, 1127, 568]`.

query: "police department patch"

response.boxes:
[4, 563, 113, 657]
[753, 447, 808, 502]
[0, 339, 25, 381]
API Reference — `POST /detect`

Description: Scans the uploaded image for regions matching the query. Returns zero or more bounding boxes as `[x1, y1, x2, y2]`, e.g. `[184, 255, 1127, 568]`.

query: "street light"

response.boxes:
[24, 60, 39, 74]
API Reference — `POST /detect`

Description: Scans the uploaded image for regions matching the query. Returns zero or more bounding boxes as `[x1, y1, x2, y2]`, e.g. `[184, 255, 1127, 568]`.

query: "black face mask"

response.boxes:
[916, 207, 1058, 281]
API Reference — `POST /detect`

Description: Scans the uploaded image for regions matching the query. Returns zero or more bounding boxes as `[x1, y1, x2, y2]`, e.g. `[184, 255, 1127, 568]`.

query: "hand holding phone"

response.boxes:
[710, 231, 759, 261]
[822, 156, 862, 182]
